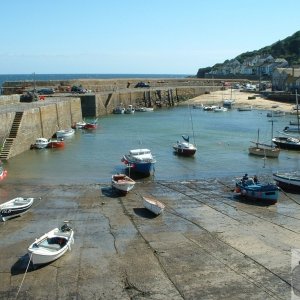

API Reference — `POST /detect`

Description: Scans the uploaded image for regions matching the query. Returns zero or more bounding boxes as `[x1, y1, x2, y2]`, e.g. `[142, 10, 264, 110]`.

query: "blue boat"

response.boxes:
[235, 174, 279, 205]
[121, 149, 156, 175]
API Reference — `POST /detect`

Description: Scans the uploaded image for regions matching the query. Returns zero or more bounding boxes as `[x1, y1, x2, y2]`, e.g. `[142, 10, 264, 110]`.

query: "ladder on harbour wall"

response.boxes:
[0, 112, 23, 160]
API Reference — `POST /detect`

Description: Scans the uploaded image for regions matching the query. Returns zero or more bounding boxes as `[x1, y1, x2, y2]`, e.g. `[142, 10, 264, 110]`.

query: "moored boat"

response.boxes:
[111, 174, 136, 194]
[0, 197, 34, 221]
[173, 135, 197, 156]
[248, 143, 280, 158]
[121, 148, 156, 175]
[249, 125, 280, 158]
[235, 174, 279, 205]
[272, 136, 300, 150]
[84, 119, 98, 130]
[142, 196, 165, 215]
[31, 137, 49, 149]
[56, 128, 75, 138]
[28, 222, 74, 267]
[125, 105, 135, 114]
[214, 106, 228, 112]
[71, 121, 86, 129]
[273, 171, 300, 192]
[47, 138, 65, 148]
[113, 106, 125, 114]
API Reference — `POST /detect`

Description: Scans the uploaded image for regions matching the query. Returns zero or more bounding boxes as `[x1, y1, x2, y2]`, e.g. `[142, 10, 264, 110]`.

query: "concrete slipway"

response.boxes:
[0, 177, 299, 299]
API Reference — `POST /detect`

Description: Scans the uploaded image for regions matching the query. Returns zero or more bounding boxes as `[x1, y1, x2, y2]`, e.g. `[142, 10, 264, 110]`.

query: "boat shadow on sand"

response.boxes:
[232, 194, 276, 207]
[133, 208, 159, 219]
[101, 187, 123, 198]
[11, 253, 50, 275]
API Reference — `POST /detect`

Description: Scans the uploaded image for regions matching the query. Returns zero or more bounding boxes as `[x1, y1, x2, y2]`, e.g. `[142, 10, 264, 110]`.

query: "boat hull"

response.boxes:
[235, 181, 279, 205]
[56, 129, 75, 138]
[173, 146, 196, 156]
[272, 137, 300, 150]
[111, 174, 135, 194]
[122, 149, 156, 175]
[0, 197, 34, 221]
[47, 139, 65, 148]
[273, 172, 300, 192]
[248, 147, 280, 158]
[126, 161, 155, 175]
[143, 196, 165, 215]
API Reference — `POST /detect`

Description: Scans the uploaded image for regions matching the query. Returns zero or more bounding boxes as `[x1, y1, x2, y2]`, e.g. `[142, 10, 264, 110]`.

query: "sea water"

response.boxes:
[3, 106, 300, 185]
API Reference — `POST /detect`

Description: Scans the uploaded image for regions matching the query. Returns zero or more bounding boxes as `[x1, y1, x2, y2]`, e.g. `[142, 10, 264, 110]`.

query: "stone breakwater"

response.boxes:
[0, 178, 299, 299]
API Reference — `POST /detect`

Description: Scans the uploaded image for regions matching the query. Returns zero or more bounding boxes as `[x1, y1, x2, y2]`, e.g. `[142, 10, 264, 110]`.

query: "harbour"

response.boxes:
[1, 103, 300, 298]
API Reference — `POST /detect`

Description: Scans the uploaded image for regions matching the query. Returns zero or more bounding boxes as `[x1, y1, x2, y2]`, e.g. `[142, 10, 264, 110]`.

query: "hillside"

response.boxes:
[196, 30, 300, 77]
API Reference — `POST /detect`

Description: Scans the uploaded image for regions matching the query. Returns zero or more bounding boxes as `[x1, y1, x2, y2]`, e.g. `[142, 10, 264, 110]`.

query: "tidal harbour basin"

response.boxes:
[2, 81, 300, 298]
[1, 176, 300, 299]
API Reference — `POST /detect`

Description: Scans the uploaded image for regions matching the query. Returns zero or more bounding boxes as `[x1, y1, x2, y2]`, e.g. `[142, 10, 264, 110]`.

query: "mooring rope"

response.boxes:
[15, 252, 33, 299]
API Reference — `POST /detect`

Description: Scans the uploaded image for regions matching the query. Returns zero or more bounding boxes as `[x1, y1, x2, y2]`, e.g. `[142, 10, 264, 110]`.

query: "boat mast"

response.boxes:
[189, 105, 196, 145]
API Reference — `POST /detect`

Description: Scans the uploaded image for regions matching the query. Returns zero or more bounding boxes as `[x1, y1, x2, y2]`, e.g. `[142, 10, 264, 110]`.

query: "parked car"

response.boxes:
[71, 86, 87, 94]
[135, 82, 150, 88]
[37, 88, 55, 95]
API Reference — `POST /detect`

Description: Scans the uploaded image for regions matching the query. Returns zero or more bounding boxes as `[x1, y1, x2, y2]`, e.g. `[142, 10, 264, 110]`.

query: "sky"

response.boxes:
[0, 0, 299, 75]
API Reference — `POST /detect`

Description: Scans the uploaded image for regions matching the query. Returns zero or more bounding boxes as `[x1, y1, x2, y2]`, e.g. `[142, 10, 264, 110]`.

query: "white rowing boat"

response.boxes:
[28, 222, 74, 267]
[142, 196, 165, 215]
[111, 174, 136, 194]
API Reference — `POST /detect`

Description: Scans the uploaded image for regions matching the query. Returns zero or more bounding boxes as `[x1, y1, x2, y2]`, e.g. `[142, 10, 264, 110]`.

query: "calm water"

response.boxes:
[3, 106, 300, 185]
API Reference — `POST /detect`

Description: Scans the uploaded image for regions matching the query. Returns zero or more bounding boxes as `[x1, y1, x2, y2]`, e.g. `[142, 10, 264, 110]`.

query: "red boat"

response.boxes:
[84, 119, 98, 130]
[47, 138, 65, 148]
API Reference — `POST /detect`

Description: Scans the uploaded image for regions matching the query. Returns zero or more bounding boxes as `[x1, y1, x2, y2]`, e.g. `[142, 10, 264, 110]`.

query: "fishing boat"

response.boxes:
[111, 174, 136, 194]
[248, 124, 280, 158]
[28, 222, 74, 267]
[47, 138, 65, 148]
[31, 137, 49, 149]
[0, 197, 34, 221]
[121, 148, 156, 175]
[125, 105, 135, 114]
[273, 171, 300, 192]
[173, 135, 197, 156]
[84, 119, 98, 130]
[272, 135, 300, 150]
[113, 106, 125, 114]
[0, 161, 8, 181]
[235, 174, 279, 205]
[56, 128, 75, 138]
[142, 196, 165, 215]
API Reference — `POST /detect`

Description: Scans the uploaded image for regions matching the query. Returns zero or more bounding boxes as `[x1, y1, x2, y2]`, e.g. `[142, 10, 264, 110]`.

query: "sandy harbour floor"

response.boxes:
[1, 177, 300, 299]
[185, 89, 296, 113]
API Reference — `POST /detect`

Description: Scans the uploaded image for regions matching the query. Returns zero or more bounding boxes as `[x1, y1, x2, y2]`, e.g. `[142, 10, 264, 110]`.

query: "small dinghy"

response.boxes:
[0, 197, 34, 221]
[142, 196, 165, 215]
[28, 221, 74, 268]
[111, 174, 136, 194]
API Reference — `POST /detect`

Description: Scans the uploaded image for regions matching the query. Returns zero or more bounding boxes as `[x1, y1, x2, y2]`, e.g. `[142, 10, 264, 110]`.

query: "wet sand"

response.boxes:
[185, 90, 295, 112]
[1, 178, 299, 299]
